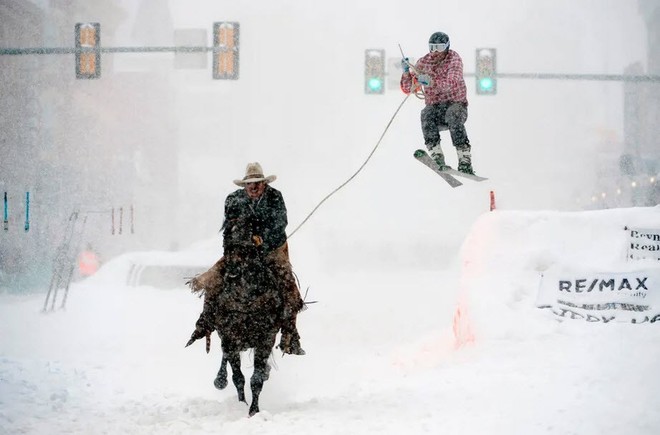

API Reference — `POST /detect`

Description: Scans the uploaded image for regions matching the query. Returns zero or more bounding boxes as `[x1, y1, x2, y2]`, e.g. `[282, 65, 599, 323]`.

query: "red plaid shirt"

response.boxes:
[401, 50, 468, 105]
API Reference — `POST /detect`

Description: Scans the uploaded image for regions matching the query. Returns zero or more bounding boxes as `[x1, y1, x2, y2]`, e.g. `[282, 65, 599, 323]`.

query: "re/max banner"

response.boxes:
[537, 268, 660, 324]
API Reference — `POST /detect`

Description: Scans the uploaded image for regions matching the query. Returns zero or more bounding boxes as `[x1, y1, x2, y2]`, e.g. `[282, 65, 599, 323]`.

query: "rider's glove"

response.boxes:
[417, 74, 431, 86]
[401, 57, 410, 73]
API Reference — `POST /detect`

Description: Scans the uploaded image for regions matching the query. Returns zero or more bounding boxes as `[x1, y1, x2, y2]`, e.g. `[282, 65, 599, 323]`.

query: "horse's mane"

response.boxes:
[218, 217, 283, 315]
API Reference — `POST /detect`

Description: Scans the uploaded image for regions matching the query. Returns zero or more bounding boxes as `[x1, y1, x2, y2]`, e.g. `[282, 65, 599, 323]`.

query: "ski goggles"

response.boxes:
[429, 42, 449, 52]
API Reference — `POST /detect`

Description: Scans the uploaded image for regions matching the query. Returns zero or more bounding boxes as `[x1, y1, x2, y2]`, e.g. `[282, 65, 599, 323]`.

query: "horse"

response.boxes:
[206, 227, 285, 417]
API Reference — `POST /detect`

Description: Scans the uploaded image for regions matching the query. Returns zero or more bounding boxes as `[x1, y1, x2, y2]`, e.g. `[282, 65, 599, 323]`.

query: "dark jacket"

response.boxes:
[222, 185, 288, 255]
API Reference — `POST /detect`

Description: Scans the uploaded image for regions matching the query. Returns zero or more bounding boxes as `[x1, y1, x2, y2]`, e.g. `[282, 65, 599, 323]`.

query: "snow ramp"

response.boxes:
[453, 206, 660, 346]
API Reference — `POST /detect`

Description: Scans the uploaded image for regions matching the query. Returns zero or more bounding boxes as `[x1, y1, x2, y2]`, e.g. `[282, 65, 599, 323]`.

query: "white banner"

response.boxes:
[626, 226, 660, 261]
[537, 268, 660, 324]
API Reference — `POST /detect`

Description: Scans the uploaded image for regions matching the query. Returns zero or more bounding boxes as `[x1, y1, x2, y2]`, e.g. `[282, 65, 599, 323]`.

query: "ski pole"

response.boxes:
[3, 192, 7, 231]
[24, 191, 30, 232]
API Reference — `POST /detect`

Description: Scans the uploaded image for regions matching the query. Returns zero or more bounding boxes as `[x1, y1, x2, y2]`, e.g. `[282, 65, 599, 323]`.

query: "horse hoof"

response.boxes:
[213, 375, 228, 390]
[248, 404, 259, 417]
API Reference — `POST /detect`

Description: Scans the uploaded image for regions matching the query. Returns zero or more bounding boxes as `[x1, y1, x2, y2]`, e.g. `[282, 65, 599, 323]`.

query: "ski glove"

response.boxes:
[417, 74, 431, 86]
[401, 57, 410, 73]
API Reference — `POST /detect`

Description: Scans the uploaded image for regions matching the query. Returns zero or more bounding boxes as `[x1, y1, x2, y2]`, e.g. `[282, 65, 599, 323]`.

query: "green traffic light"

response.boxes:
[368, 77, 383, 92]
[479, 77, 494, 91]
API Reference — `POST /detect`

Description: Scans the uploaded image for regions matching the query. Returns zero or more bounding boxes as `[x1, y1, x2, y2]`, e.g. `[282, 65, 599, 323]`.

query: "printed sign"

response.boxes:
[626, 226, 660, 261]
[537, 268, 660, 324]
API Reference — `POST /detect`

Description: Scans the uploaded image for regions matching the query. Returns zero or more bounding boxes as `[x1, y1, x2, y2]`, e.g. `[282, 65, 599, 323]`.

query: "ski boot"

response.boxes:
[456, 144, 475, 175]
[429, 143, 452, 170]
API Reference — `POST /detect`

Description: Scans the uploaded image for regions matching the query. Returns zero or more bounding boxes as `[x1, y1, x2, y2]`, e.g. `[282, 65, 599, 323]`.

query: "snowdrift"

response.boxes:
[84, 236, 223, 289]
[455, 206, 660, 344]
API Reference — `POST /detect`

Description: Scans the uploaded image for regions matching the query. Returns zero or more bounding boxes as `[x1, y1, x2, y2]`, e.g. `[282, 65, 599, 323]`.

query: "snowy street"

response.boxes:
[2, 207, 660, 434]
[2, 1, 659, 433]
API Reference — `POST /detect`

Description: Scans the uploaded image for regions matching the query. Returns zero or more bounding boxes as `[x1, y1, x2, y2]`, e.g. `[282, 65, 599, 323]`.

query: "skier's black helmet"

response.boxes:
[429, 32, 450, 52]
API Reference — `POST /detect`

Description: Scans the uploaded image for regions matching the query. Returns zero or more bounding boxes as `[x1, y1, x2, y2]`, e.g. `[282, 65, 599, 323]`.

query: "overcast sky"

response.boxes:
[106, 0, 649, 252]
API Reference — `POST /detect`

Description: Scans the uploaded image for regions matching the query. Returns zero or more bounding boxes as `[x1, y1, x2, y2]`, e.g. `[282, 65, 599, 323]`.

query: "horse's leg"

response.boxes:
[213, 353, 228, 390]
[248, 346, 271, 416]
[226, 351, 246, 403]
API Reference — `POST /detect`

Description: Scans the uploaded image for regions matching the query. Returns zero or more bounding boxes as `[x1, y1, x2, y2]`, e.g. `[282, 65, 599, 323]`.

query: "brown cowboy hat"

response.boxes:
[233, 162, 277, 186]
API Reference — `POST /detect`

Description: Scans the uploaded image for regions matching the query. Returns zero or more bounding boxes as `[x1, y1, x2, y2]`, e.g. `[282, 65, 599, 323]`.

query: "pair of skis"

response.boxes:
[413, 149, 487, 187]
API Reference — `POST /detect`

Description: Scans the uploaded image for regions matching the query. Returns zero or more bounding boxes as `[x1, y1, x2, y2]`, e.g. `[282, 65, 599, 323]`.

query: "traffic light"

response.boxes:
[75, 23, 101, 79]
[213, 22, 240, 80]
[475, 48, 497, 95]
[364, 49, 385, 94]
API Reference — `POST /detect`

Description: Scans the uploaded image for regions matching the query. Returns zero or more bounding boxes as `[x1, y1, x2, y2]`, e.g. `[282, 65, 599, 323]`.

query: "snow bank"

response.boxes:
[455, 206, 660, 343]
[83, 236, 223, 288]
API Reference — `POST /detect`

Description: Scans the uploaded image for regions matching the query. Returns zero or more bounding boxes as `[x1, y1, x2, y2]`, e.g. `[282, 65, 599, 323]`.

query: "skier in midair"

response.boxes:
[401, 31, 475, 175]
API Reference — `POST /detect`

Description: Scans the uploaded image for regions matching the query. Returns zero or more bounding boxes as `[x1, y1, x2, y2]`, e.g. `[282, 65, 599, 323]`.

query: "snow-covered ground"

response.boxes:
[2, 206, 659, 435]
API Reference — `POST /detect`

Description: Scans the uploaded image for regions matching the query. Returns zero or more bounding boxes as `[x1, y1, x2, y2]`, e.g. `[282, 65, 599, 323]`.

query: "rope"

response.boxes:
[406, 67, 426, 100]
[413, 81, 425, 100]
[287, 93, 411, 239]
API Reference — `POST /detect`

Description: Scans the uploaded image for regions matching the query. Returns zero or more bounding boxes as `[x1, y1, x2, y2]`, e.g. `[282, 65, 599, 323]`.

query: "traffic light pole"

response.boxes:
[463, 72, 660, 83]
[485, 72, 660, 83]
[0, 46, 222, 55]
[2, 21, 240, 80]
[3, 47, 659, 83]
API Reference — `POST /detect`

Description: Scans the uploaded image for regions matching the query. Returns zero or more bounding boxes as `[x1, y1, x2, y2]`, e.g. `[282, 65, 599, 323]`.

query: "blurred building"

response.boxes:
[0, 0, 179, 291]
[589, 1, 659, 209]
[621, 1, 660, 206]
[1, 0, 50, 290]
